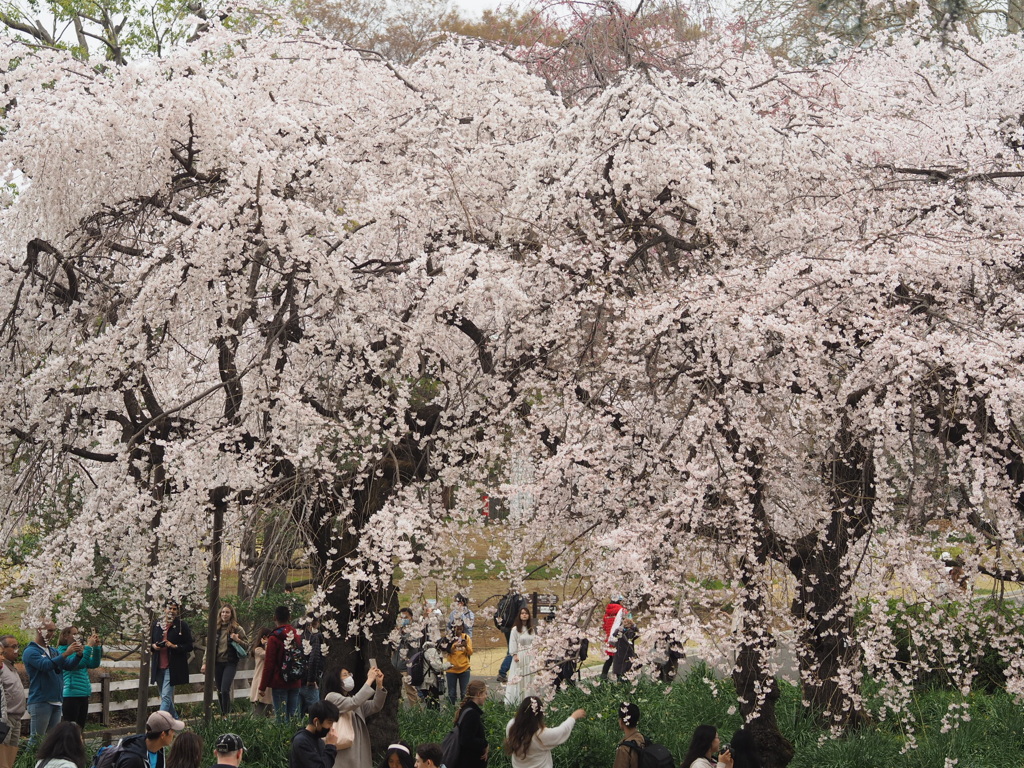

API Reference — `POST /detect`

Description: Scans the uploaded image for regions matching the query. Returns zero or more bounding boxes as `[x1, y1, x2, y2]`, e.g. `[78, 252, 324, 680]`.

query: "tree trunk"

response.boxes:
[790, 438, 873, 727]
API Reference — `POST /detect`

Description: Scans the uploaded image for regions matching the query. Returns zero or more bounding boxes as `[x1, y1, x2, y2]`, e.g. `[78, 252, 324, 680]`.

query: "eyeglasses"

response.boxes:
[2, 644, 18, 649]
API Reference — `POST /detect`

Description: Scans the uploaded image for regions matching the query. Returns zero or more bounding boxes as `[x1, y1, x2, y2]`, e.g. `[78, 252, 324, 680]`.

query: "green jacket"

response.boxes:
[57, 644, 102, 698]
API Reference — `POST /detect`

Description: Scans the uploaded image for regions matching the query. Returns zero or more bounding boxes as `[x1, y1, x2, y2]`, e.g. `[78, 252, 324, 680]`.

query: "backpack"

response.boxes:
[407, 649, 426, 687]
[276, 627, 307, 683]
[91, 740, 127, 768]
[440, 707, 471, 768]
[619, 738, 675, 768]
[494, 592, 524, 630]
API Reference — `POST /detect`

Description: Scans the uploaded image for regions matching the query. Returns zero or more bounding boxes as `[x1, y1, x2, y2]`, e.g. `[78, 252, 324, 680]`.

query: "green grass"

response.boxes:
[13, 670, 1024, 768]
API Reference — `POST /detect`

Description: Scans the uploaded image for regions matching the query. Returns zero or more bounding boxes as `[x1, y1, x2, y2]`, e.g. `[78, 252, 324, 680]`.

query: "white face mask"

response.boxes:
[342, 676, 355, 692]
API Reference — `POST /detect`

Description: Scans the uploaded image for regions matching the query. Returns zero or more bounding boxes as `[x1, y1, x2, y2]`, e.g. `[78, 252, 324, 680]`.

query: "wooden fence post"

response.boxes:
[100, 672, 111, 727]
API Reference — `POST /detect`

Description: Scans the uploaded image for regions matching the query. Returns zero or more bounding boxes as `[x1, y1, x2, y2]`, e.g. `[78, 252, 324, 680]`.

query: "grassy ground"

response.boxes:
[14, 667, 1021, 768]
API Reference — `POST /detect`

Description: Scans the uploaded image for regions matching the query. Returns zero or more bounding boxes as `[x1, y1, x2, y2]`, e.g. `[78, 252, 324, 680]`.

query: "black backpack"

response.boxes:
[91, 737, 136, 768]
[277, 628, 307, 683]
[619, 738, 675, 768]
[494, 592, 524, 629]
[441, 707, 471, 768]
[407, 649, 426, 687]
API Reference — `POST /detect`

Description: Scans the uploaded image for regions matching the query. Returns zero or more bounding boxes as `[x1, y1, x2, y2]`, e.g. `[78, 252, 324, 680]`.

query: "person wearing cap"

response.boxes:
[211, 734, 244, 768]
[446, 595, 475, 638]
[150, 601, 194, 718]
[116, 710, 185, 768]
[612, 703, 645, 768]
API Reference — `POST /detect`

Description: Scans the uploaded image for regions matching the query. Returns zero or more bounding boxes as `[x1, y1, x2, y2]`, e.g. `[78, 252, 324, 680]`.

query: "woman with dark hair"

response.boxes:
[504, 696, 585, 768]
[34, 722, 85, 768]
[201, 604, 247, 715]
[680, 725, 729, 768]
[503, 609, 534, 705]
[166, 732, 203, 768]
[379, 741, 415, 768]
[611, 702, 644, 768]
[452, 680, 489, 768]
[57, 627, 101, 729]
[249, 627, 273, 717]
[324, 666, 387, 768]
[725, 728, 760, 768]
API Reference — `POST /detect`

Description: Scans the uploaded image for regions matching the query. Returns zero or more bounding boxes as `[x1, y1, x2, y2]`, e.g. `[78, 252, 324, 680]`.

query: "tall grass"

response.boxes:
[13, 669, 1024, 768]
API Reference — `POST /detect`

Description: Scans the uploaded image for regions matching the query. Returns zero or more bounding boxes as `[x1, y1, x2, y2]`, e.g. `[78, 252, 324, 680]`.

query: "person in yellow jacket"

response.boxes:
[443, 619, 472, 705]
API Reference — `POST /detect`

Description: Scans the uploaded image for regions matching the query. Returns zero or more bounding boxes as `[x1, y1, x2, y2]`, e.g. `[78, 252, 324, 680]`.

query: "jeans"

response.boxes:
[215, 662, 238, 715]
[498, 628, 513, 678]
[156, 667, 178, 718]
[272, 687, 300, 722]
[446, 670, 471, 705]
[298, 684, 320, 716]
[27, 702, 62, 742]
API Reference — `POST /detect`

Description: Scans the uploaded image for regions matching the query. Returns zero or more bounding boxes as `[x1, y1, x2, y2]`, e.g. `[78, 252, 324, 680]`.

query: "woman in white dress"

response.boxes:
[504, 607, 535, 705]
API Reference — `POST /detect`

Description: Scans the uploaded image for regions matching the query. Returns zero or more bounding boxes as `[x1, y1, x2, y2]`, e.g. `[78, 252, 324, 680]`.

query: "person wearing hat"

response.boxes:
[211, 734, 244, 768]
[446, 595, 475, 638]
[115, 710, 185, 768]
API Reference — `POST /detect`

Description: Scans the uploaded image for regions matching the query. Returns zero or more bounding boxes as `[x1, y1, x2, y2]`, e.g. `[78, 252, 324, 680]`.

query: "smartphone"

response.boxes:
[369, 658, 377, 669]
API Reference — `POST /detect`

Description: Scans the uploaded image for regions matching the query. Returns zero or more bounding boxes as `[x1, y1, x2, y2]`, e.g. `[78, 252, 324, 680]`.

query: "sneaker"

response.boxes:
[495, 675, 508, 683]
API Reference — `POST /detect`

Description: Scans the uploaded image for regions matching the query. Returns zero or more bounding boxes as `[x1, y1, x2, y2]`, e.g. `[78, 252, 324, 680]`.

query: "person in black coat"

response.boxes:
[453, 680, 489, 768]
[150, 601, 194, 719]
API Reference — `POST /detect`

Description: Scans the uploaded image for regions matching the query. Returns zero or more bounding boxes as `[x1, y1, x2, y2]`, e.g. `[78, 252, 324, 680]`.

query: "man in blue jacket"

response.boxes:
[22, 619, 82, 742]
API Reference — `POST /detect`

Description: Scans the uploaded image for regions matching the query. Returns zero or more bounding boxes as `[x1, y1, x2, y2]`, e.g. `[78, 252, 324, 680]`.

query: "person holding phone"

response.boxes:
[323, 666, 387, 768]
[444, 620, 472, 705]
[150, 600, 194, 718]
[57, 627, 102, 729]
[681, 725, 731, 768]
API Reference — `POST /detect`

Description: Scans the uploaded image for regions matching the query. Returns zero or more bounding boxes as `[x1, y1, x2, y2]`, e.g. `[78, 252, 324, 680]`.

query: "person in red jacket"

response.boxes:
[600, 599, 625, 680]
[259, 606, 302, 721]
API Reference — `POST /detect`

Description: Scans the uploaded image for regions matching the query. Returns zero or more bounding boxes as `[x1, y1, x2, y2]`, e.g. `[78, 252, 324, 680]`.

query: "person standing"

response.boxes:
[23, 619, 83, 742]
[201, 604, 247, 715]
[503, 609, 534, 706]
[289, 700, 340, 768]
[58, 627, 102, 729]
[298, 617, 324, 716]
[249, 628, 273, 718]
[452, 681, 489, 768]
[612, 703, 644, 768]
[0, 635, 27, 768]
[210, 734, 245, 768]
[259, 606, 302, 721]
[600, 599, 625, 679]
[323, 667, 387, 768]
[150, 600, 194, 718]
[503, 697, 586, 768]
[443, 620, 472, 706]
[494, 591, 527, 684]
[392, 609, 420, 707]
[447, 595, 475, 638]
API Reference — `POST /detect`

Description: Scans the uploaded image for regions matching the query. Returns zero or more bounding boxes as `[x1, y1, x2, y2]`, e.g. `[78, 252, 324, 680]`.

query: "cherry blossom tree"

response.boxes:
[4, 11, 1024, 764]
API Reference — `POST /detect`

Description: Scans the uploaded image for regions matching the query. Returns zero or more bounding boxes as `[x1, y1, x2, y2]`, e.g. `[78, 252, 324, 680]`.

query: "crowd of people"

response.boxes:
[0, 593, 743, 768]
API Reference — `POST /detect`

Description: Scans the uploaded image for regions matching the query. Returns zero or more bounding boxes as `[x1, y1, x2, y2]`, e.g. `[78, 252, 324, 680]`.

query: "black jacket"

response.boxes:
[150, 618, 194, 687]
[114, 734, 165, 768]
[455, 701, 489, 768]
[289, 728, 337, 768]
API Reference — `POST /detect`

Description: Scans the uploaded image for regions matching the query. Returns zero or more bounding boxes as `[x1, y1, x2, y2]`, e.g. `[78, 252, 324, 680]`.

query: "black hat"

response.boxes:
[215, 734, 245, 753]
[455, 593, 468, 603]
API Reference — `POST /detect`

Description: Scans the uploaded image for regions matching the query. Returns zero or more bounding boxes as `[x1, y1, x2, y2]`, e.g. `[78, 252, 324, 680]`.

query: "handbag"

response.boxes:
[230, 639, 248, 659]
[330, 712, 354, 750]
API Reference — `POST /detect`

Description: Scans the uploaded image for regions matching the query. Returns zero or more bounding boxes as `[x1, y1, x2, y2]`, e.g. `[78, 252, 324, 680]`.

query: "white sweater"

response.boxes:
[505, 717, 577, 768]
